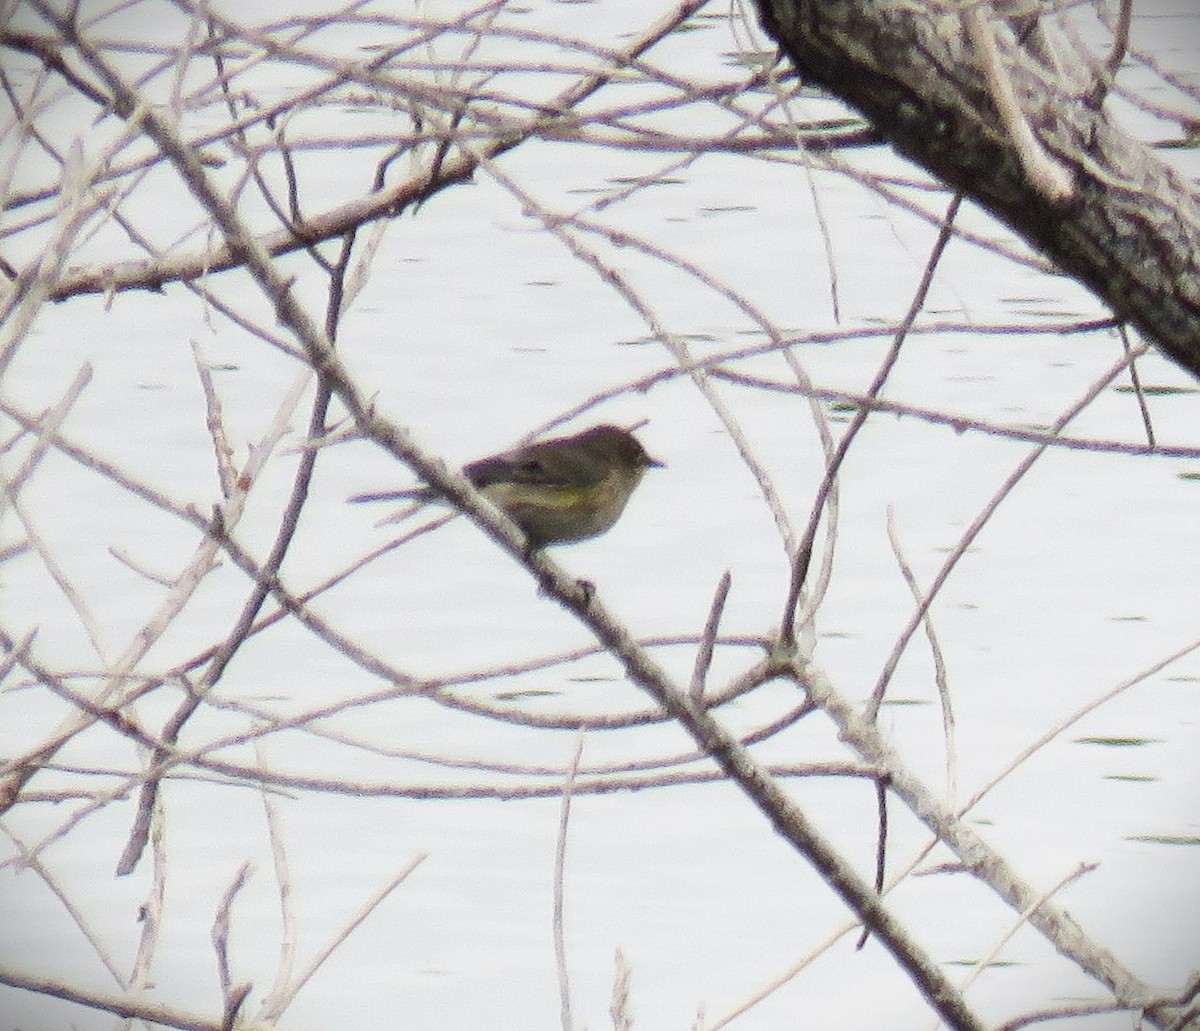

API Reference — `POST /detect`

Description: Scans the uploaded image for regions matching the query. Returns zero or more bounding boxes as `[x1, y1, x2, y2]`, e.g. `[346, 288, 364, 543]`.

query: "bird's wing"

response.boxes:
[465, 447, 602, 490]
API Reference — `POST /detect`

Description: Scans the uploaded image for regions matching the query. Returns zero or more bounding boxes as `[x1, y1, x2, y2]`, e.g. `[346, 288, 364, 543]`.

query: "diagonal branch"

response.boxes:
[752, 0, 1200, 381]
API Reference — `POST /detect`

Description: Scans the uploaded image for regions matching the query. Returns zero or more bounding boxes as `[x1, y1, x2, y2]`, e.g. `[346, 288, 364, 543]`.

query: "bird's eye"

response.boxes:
[521, 459, 545, 475]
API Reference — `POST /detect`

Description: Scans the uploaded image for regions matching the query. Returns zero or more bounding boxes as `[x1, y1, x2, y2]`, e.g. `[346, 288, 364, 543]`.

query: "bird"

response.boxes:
[350, 424, 662, 550]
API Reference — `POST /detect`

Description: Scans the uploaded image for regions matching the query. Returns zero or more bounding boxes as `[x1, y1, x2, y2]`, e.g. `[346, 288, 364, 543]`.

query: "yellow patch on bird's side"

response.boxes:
[485, 483, 588, 510]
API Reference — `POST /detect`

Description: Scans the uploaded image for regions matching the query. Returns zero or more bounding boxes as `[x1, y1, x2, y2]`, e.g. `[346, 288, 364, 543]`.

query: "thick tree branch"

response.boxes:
[752, 0, 1200, 380]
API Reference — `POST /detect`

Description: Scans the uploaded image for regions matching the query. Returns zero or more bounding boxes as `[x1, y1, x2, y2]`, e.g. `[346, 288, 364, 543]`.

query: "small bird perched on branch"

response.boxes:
[350, 424, 663, 551]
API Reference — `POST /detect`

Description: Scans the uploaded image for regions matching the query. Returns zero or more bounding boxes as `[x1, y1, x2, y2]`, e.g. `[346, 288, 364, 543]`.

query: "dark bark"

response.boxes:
[752, 0, 1200, 381]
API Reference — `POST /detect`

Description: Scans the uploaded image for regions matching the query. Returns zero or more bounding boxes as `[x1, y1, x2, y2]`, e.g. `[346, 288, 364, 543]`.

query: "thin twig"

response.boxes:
[1161, 969, 1200, 1031]
[611, 947, 634, 1031]
[690, 570, 732, 702]
[1118, 323, 1156, 448]
[962, 2, 1074, 202]
[886, 509, 956, 804]
[865, 343, 1149, 721]
[256, 731, 297, 1023]
[1095, 0, 1134, 105]
[191, 340, 237, 498]
[0, 967, 223, 1031]
[782, 193, 964, 649]
[854, 775, 889, 951]
[127, 785, 168, 997]
[554, 731, 586, 1031]
[212, 862, 253, 1002]
[254, 854, 427, 1025]
[0, 824, 128, 986]
[957, 861, 1097, 997]
[2, 361, 92, 499]
[115, 365, 313, 874]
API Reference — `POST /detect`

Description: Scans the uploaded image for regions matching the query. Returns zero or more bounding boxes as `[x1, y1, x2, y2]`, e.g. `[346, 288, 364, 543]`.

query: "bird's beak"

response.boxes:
[646, 456, 665, 469]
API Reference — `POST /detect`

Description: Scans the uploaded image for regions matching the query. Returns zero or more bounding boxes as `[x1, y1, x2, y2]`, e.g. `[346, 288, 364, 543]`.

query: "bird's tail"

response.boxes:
[347, 486, 432, 504]
[348, 486, 440, 527]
